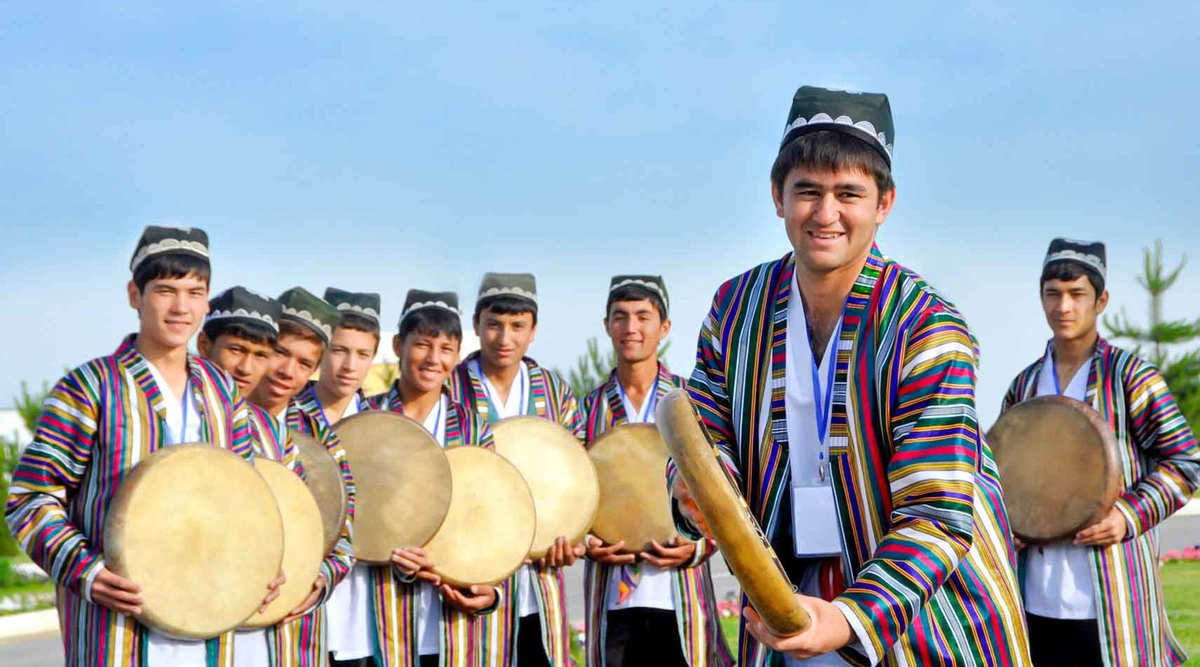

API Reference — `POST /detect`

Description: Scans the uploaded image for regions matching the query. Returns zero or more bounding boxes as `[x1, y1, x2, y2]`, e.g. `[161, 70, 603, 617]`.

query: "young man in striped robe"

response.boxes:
[288, 288, 379, 667]
[670, 87, 1031, 666]
[359, 290, 501, 667]
[5, 226, 276, 667]
[581, 275, 733, 667]
[1000, 239, 1200, 667]
[446, 272, 584, 667]
[246, 287, 358, 667]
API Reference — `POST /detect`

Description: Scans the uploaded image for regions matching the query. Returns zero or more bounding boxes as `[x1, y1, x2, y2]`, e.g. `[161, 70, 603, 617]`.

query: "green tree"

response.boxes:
[14, 379, 51, 434]
[1104, 239, 1200, 427]
[558, 337, 671, 399]
[1, 434, 20, 555]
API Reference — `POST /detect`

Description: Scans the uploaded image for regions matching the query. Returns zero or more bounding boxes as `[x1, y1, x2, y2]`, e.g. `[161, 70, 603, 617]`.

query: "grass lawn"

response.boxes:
[1164, 561, 1200, 665]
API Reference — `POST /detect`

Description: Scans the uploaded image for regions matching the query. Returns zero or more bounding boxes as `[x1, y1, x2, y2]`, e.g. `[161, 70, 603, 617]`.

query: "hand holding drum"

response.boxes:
[656, 389, 811, 636]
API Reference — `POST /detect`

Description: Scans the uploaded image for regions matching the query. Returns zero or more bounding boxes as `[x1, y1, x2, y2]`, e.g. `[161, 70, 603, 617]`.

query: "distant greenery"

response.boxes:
[1165, 561, 1200, 665]
[558, 337, 670, 400]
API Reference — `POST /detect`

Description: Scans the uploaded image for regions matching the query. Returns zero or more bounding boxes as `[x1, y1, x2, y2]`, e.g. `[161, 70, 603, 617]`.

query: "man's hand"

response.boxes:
[639, 537, 696, 569]
[259, 570, 287, 614]
[1074, 507, 1128, 547]
[584, 536, 637, 566]
[1012, 533, 1026, 551]
[537, 535, 586, 569]
[281, 574, 328, 624]
[743, 594, 852, 659]
[91, 568, 144, 615]
[440, 584, 496, 613]
[392, 547, 442, 585]
[670, 476, 712, 539]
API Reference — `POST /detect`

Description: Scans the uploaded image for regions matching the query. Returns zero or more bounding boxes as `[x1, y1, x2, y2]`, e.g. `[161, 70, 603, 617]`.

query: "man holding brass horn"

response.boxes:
[669, 87, 1030, 666]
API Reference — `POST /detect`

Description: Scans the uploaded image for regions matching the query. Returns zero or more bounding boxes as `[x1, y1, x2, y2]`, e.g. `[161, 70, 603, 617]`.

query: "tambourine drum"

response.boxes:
[656, 389, 811, 636]
[290, 429, 349, 554]
[491, 417, 599, 558]
[423, 446, 536, 587]
[334, 411, 453, 563]
[588, 423, 679, 553]
[987, 395, 1121, 543]
[104, 444, 284, 639]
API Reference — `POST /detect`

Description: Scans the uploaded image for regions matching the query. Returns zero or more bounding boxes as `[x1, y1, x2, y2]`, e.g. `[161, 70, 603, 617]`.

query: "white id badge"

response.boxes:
[791, 485, 842, 557]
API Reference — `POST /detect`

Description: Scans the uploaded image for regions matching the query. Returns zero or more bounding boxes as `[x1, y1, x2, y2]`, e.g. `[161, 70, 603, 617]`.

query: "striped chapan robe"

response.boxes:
[677, 248, 1031, 666]
[446, 352, 583, 667]
[363, 381, 498, 667]
[1001, 338, 1200, 667]
[581, 365, 734, 667]
[293, 380, 366, 430]
[245, 400, 357, 667]
[4, 335, 254, 667]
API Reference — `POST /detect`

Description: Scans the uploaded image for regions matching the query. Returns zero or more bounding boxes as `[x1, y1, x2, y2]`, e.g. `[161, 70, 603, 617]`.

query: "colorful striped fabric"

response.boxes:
[1002, 338, 1200, 667]
[293, 381, 366, 430]
[676, 248, 1031, 666]
[580, 365, 734, 667]
[363, 381, 497, 667]
[4, 335, 254, 667]
[447, 352, 583, 667]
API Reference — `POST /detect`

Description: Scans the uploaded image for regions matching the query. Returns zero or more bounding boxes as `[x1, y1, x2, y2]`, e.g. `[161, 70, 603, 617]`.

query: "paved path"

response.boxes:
[5, 516, 1196, 666]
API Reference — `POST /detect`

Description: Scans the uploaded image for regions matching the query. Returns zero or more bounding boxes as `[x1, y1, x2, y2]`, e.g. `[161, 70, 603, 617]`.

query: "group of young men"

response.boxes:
[5, 85, 1199, 667]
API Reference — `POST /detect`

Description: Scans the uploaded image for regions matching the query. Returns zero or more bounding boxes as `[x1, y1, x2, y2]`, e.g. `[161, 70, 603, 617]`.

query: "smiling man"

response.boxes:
[447, 272, 584, 667]
[5, 226, 266, 667]
[1000, 239, 1200, 667]
[670, 87, 1030, 666]
[297, 288, 381, 430]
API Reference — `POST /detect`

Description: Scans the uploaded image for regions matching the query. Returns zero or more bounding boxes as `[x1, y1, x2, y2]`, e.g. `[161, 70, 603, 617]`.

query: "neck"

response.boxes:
[135, 333, 190, 375]
[479, 355, 521, 393]
[399, 381, 441, 422]
[616, 357, 658, 394]
[1054, 329, 1099, 368]
[255, 395, 291, 418]
[794, 259, 861, 321]
[316, 381, 355, 420]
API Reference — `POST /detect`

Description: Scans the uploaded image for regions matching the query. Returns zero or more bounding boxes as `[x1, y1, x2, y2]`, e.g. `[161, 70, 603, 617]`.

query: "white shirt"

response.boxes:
[1023, 345, 1097, 620]
[471, 359, 545, 618]
[142, 361, 272, 666]
[417, 396, 449, 656]
[326, 394, 373, 659]
[605, 377, 676, 612]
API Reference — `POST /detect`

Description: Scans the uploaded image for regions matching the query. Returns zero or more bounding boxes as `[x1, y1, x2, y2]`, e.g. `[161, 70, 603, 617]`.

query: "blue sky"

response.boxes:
[2, 2, 1198, 426]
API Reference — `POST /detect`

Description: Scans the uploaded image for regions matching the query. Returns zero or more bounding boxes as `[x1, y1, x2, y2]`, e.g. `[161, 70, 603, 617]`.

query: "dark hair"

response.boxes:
[278, 319, 326, 351]
[606, 285, 667, 320]
[201, 319, 278, 347]
[1040, 261, 1104, 297]
[336, 312, 382, 344]
[132, 254, 211, 291]
[770, 130, 895, 197]
[400, 307, 463, 343]
[473, 295, 538, 325]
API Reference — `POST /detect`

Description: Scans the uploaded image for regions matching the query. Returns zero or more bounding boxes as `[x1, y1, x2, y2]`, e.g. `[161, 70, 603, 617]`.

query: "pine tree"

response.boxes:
[1104, 239, 1200, 427]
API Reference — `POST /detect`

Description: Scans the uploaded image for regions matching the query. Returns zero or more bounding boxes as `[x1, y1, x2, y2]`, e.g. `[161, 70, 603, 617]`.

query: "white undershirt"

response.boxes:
[1024, 346, 1097, 620]
[605, 378, 675, 612]
[472, 360, 544, 619]
[326, 395, 373, 659]
[417, 396, 449, 656]
[142, 361, 273, 667]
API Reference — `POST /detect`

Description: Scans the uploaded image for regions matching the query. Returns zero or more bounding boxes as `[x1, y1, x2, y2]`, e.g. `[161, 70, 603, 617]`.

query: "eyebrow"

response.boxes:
[792, 179, 867, 193]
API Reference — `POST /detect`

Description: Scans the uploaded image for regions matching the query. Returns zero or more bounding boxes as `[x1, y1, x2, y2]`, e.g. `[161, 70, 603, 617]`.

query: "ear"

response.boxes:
[528, 322, 537, 345]
[771, 180, 785, 219]
[1096, 289, 1110, 314]
[197, 332, 212, 357]
[127, 280, 141, 311]
[875, 186, 897, 227]
[392, 334, 403, 358]
[661, 318, 673, 338]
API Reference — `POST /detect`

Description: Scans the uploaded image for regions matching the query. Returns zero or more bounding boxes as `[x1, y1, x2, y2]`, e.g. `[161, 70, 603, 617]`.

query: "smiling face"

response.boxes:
[319, 327, 378, 399]
[394, 331, 460, 397]
[474, 308, 536, 371]
[605, 298, 670, 365]
[251, 330, 324, 411]
[771, 166, 895, 278]
[1041, 275, 1108, 343]
[127, 274, 210, 351]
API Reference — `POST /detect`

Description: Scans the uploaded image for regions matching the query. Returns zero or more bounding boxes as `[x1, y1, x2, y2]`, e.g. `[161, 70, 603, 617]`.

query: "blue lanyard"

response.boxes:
[617, 376, 659, 424]
[168, 386, 191, 446]
[805, 323, 838, 479]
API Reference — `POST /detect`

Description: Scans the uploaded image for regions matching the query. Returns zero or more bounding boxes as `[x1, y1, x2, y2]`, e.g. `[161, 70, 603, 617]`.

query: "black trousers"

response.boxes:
[604, 608, 687, 667]
[518, 613, 552, 667]
[1026, 612, 1104, 667]
[330, 658, 377, 667]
